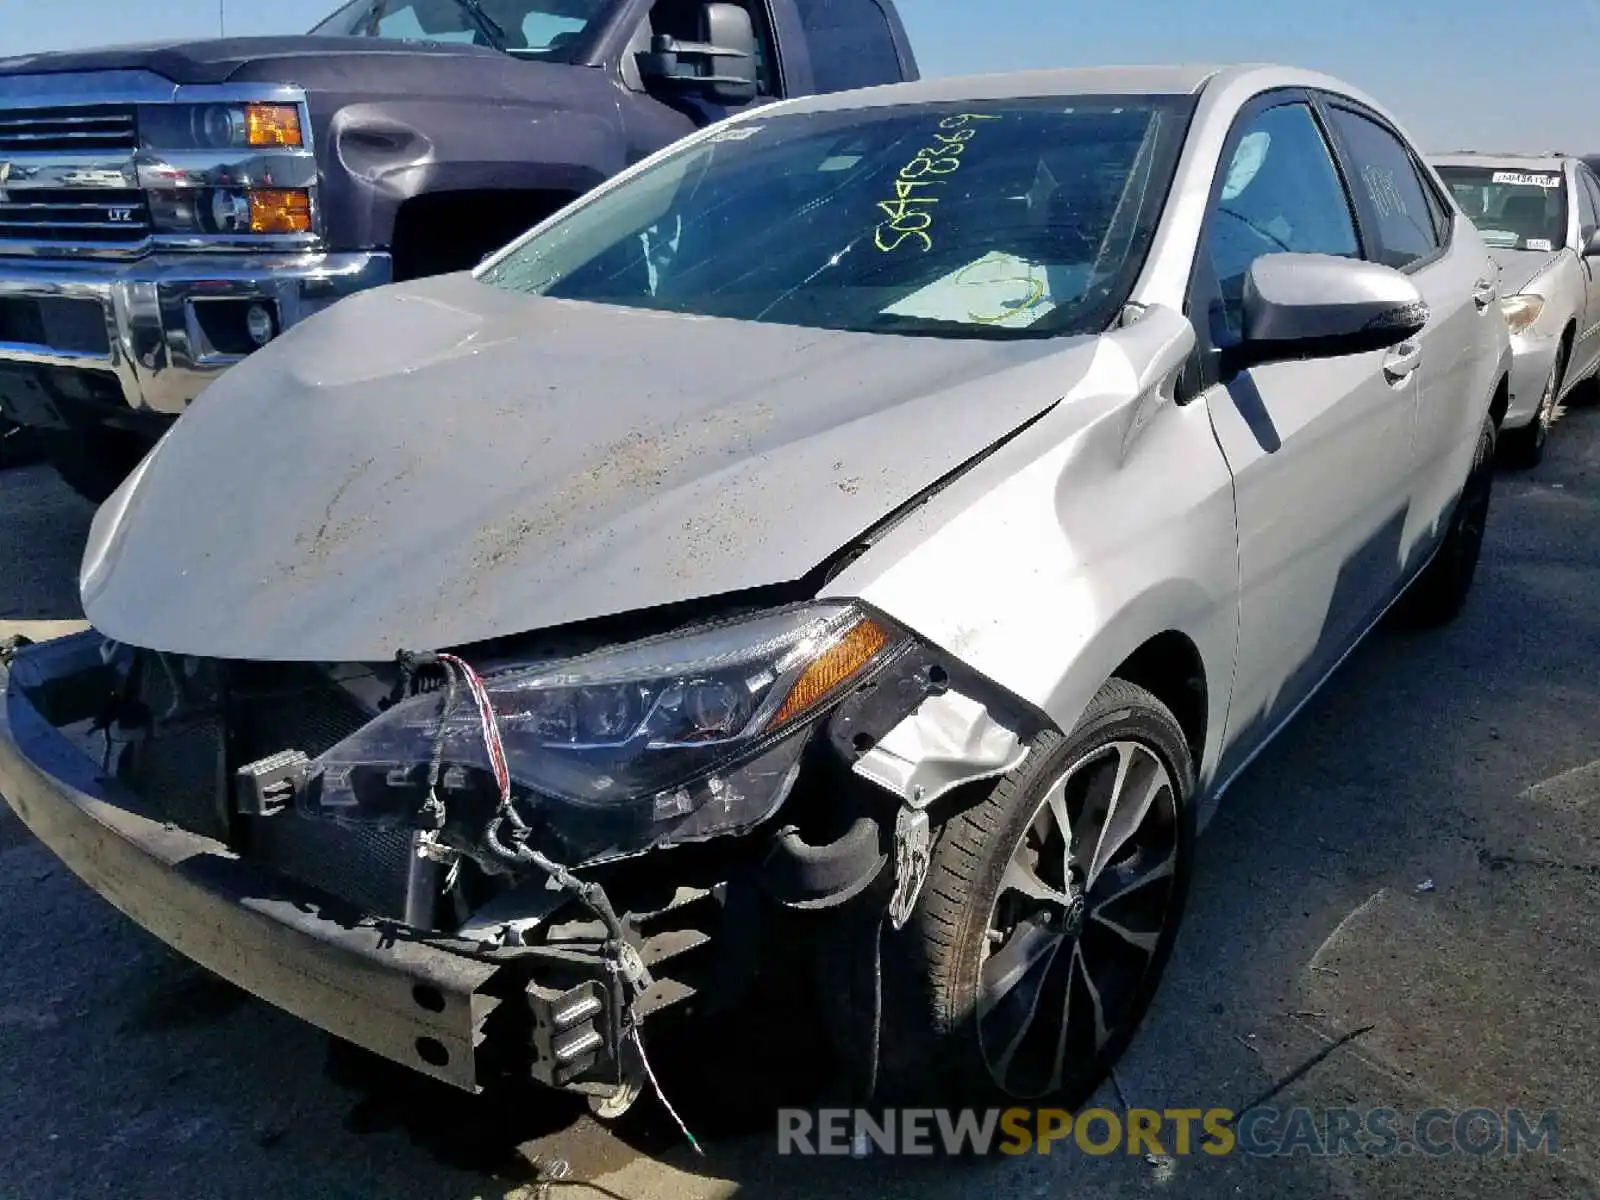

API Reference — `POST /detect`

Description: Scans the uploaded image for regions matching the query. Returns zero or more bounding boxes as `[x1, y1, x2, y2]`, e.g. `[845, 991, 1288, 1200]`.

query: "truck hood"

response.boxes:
[80, 273, 1091, 662]
[0, 36, 512, 87]
[1489, 247, 1564, 295]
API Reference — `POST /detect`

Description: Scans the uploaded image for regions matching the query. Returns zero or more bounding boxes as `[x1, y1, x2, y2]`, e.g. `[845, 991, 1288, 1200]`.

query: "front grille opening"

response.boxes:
[229, 663, 418, 923]
[0, 296, 111, 355]
[117, 656, 419, 923]
[0, 188, 150, 244]
[0, 104, 137, 153]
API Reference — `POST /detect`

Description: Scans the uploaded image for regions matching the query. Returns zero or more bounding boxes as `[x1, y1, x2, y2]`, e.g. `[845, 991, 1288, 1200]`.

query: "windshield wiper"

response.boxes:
[448, 0, 509, 48]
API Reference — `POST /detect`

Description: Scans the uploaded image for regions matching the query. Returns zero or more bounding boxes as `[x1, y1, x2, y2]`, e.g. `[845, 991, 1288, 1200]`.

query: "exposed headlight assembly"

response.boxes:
[302, 603, 907, 866]
[1500, 293, 1545, 334]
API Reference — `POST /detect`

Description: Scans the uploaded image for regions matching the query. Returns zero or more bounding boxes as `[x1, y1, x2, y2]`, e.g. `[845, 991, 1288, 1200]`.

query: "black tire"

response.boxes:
[1500, 345, 1564, 469]
[39, 427, 149, 504]
[1396, 411, 1497, 627]
[0, 416, 43, 470]
[879, 679, 1196, 1110]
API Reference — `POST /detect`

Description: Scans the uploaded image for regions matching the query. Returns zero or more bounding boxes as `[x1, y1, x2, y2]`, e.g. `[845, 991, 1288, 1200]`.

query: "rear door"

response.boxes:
[1190, 93, 1419, 782]
[1317, 98, 1489, 563]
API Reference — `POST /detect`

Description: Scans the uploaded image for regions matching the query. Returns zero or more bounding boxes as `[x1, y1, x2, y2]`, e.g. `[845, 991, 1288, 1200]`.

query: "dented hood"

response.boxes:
[81, 273, 1086, 661]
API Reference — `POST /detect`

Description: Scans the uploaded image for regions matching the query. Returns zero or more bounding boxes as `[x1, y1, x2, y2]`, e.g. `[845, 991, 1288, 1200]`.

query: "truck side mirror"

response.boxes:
[638, 2, 759, 105]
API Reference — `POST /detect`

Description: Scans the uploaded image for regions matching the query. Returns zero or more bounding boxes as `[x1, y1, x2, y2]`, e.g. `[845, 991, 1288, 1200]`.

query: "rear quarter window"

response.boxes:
[796, 0, 905, 93]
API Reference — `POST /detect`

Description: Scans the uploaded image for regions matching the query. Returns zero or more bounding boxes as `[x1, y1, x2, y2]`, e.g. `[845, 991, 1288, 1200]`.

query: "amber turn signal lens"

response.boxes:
[771, 617, 890, 727]
[245, 103, 303, 147]
[248, 188, 312, 234]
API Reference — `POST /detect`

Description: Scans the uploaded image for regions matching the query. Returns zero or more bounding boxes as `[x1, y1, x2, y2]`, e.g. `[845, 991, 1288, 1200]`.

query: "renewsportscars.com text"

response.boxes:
[777, 1106, 1561, 1158]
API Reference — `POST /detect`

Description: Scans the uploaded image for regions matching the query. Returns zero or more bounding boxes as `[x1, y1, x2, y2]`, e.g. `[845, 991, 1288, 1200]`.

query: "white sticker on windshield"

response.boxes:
[710, 125, 763, 142]
[1526, 237, 1555, 251]
[818, 155, 861, 171]
[882, 251, 1065, 330]
[1221, 131, 1271, 201]
[1491, 171, 1561, 189]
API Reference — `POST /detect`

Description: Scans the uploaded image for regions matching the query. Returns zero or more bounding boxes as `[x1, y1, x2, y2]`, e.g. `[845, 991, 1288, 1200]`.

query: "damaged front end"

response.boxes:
[0, 603, 1044, 1111]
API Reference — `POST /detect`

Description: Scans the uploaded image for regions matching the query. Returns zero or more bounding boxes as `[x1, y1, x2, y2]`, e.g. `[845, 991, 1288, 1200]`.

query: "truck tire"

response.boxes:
[40, 428, 149, 504]
[0, 416, 43, 470]
[879, 680, 1196, 1110]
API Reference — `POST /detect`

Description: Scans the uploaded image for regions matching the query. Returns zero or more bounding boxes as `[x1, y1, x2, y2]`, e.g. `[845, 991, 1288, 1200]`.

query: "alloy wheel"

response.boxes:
[976, 740, 1181, 1100]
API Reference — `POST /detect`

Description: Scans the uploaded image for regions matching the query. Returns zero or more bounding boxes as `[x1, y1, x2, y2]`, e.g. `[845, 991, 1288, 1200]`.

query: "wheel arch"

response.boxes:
[1032, 580, 1235, 790]
[1108, 631, 1209, 771]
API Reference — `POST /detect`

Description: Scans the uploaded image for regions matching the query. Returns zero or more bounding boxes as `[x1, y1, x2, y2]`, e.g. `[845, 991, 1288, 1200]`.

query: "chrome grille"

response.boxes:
[0, 105, 136, 153]
[0, 189, 150, 244]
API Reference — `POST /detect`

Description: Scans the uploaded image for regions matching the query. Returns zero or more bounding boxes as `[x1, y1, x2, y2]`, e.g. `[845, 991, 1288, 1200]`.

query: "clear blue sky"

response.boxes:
[0, 0, 1591, 153]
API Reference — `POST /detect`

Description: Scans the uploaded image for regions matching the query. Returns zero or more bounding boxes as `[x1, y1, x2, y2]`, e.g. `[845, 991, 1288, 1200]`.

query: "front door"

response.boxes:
[1192, 95, 1420, 780]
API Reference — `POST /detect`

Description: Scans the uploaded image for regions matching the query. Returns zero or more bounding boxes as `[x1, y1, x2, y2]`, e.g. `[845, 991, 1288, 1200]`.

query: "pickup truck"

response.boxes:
[0, 0, 919, 500]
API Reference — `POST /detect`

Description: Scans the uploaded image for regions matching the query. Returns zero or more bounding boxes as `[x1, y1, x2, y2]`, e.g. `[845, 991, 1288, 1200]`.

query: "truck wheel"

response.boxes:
[1396, 411, 1496, 627]
[0, 416, 43, 470]
[40, 428, 149, 504]
[881, 679, 1195, 1109]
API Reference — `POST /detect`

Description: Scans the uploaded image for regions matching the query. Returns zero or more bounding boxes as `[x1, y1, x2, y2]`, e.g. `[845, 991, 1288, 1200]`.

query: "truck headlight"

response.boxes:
[148, 187, 313, 236]
[304, 603, 907, 866]
[1500, 293, 1545, 334]
[137, 102, 304, 150]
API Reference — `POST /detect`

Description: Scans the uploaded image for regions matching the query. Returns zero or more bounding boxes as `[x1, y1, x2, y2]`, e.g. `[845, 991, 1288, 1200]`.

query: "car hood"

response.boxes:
[81, 273, 1091, 661]
[1489, 247, 1565, 294]
[0, 36, 510, 87]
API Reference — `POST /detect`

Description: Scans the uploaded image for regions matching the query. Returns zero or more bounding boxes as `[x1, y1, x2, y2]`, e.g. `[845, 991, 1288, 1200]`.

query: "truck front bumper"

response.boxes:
[0, 251, 390, 432]
[0, 632, 506, 1093]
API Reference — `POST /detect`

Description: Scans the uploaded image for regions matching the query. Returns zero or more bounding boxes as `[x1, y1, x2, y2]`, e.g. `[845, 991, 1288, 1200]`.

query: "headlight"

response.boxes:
[147, 187, 313, 236]
[137, 102, 304, 150]
[305, 603, 906, 866]
[1500, 293, 1545, 334]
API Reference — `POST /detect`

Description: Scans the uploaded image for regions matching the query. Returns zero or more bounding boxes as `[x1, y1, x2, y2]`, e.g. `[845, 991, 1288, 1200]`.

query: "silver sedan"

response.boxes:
[1432, 151, 1600, 466]
[1, 63, 1510, 1117]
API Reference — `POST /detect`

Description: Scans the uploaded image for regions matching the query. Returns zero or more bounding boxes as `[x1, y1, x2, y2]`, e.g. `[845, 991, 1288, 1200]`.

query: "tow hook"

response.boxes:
[888, 799, 931, 929]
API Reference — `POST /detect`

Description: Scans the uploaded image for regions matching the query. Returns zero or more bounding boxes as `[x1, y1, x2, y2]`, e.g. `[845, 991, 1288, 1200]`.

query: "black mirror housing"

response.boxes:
[1582, 227, 1600, 257]
[1227, 252, 1429, 372]
[638, 2, 759, 105]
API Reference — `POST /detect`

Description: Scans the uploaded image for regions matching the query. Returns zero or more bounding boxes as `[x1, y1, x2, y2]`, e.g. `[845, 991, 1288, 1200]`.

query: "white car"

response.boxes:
[1432, 151, 1600, 465]
[2, 63, 1510, 1117]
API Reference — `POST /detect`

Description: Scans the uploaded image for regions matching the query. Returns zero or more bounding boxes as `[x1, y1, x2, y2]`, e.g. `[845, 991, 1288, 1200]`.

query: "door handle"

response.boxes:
[1472, 278, 1497, 310]
[1383, 340, 1421, 384]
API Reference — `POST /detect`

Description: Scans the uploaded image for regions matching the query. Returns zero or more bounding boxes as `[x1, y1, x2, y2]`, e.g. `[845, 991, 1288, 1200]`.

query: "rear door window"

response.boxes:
[795, 0, 905, 93]
[1323, 107, 1442, 270]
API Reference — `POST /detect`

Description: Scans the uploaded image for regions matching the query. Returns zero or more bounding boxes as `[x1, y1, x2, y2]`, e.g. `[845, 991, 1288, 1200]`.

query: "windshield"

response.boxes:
[479, 96, 1194, 339]
[1436, 165, 1569, 251]
[309, 0, 608, 60]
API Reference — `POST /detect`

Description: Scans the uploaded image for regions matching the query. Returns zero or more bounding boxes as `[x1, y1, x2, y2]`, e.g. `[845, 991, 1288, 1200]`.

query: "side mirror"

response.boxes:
[638, 2, 759, 105]
[1229, 252, 1429, 372]
[1582, 227, 1600, 257]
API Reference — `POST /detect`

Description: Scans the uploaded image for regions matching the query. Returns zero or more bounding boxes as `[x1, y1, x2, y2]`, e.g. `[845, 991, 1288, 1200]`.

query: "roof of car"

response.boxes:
[1429, 151, 1574, 170]
[748, 63, 1398, 123]
[757, 63, 1231, 114]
